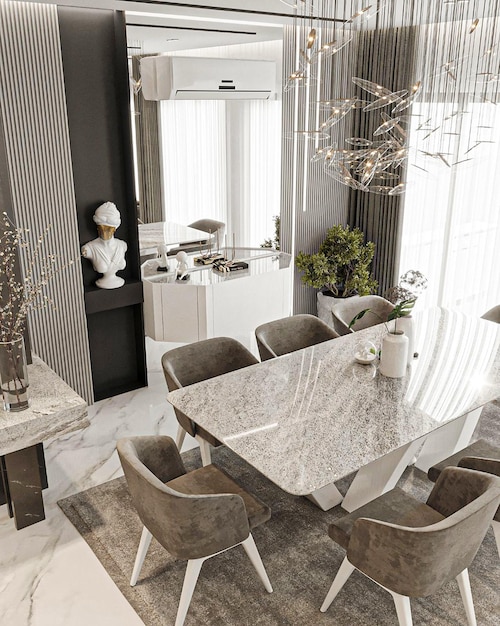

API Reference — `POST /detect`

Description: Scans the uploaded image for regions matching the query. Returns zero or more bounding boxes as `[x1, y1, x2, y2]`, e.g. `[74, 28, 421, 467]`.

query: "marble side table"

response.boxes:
[0, 356, 88, 530]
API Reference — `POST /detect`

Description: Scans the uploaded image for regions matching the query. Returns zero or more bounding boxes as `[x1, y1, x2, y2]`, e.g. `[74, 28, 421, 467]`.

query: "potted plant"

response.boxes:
[295, 224, 378, 329]
[349, 270, 428, 377]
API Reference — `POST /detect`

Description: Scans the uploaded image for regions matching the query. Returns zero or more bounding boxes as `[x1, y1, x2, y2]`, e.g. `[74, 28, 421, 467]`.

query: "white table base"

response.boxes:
[413, 408, 483, 473]
[341, 439, 424, 513]
[306, 484, 344, 511]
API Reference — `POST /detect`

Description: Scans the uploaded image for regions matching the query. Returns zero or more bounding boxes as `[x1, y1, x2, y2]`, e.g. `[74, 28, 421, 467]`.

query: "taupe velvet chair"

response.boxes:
[167, 218, 226, 256]
[331, 295, 394, 334]
[320, 467, 500, 626]
[481, 304, 500, 323]
[255, 314, 339, 361]
[117, 436, 272, 626]
[428, 439, 500, 556]
[162, 337, 258, 465]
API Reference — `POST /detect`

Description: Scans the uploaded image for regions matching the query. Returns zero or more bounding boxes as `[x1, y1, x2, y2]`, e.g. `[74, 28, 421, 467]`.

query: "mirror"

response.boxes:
[126, 5, 284, 251]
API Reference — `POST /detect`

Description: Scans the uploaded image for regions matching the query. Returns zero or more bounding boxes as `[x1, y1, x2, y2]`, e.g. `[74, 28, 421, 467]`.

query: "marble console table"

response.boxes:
[0, 356, 88, 530]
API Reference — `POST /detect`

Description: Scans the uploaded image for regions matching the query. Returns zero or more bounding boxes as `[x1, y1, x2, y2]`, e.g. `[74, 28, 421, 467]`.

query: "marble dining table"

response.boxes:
[168, 308, 500, 512]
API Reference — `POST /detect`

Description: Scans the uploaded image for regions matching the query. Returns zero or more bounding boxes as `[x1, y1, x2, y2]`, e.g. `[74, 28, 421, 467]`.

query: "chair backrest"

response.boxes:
[255, 314, 339, 361]
[117, 435, 249, 560]
[332, 295, 394, 334]
[481, 304, 500, 324]
[189, 218, 226, 246]
[162, 337, 259, 436]
[346, 467, 500, 598]
[458, 456, 500, 522]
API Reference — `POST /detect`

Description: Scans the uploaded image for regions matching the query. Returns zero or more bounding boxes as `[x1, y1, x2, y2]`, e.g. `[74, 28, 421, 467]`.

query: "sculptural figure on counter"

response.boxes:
[81, 202, 127, 289]
[175, 250, 190, 281]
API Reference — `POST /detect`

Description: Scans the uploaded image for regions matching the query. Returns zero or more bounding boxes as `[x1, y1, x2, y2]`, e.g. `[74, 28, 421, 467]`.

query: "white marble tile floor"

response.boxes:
[0, 339, 196, 626]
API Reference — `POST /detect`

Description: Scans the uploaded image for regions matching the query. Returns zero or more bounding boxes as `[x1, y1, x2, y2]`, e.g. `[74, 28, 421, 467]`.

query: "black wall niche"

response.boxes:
[58, 7, 147, 399]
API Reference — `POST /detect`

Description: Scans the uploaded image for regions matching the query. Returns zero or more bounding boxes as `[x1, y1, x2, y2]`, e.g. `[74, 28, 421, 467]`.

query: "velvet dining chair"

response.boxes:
[117, 435, 272, 626]
[320, 466, 500, 626]
[331, 295, 394, 334]
[162, 337, 258, 465]
[255, 314, 339, 361]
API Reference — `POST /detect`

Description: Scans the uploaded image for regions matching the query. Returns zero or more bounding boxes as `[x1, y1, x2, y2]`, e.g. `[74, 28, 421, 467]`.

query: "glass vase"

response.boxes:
[0, 334, 30, 411]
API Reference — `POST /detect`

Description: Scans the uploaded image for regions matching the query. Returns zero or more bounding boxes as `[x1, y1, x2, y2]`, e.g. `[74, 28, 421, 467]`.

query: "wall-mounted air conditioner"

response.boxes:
[140, 56, 276, 101]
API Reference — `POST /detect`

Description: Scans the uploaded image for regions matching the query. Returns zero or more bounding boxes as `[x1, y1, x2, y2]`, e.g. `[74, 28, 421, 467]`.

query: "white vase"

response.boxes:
[395, 315, 414, 365]
[379, 331, 409, 378]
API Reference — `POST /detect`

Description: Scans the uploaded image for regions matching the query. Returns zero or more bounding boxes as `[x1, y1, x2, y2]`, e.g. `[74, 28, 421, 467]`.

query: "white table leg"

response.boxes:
[413, 408, 483, 473]
[341, 439, 423, 513]
[306, 483, 344, 511]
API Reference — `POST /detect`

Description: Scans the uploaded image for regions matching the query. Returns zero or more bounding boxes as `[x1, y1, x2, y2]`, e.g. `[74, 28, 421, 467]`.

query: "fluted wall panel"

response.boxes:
[281, 23, 350, 315]
[0, 1, 93, 403]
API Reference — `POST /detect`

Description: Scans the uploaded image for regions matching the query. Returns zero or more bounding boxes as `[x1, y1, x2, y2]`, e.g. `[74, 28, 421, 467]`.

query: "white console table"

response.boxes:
[142, 248, 292, 352]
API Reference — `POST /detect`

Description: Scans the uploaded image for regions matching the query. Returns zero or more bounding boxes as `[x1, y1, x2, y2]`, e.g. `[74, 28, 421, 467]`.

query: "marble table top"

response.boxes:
[168, 308, 500, 495]
[139, 221, 210, 255]
[0, 356, 89, 456]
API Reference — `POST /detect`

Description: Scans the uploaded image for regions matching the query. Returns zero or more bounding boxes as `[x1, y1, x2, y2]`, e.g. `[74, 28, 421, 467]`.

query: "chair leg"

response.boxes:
[241, 533, 273, 593]
[320, 557, 355, 612]
[391, 593, 413, 626]
[195, 436, 212, 466]
[456, 568, 477, 626]
[176, 424, 187, 452]
[492, 520, 500, 558]
[130, 526, 153, 586]
[175, 558, 205, 626]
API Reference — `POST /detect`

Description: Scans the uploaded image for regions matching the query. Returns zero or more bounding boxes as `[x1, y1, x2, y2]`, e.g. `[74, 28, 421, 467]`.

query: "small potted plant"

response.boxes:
[349, 270, 428, 378]
[295, 224, 378, 329]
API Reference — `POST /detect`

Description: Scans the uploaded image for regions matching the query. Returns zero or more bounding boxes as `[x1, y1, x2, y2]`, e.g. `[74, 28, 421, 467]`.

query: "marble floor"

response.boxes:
[0, 338, 195, 626]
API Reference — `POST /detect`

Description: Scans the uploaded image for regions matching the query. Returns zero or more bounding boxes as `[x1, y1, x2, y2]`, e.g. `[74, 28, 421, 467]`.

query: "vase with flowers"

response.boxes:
[349, 270, 428, 378]
[0, 212, 73, 411]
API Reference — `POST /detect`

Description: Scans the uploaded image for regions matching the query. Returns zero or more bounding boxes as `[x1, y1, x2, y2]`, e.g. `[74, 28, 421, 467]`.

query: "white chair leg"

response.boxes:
[195, 436, 212, 466]
[391, 593, 413, 626]
[175, 558, 205, 626]
[456, 568, 477, 626]
[176, 424, 187, 452]
[130, 526, 153, 586]
[492, 520, 500, 558]
[241, 533, 273, 593]
[320, 557, 355, 612]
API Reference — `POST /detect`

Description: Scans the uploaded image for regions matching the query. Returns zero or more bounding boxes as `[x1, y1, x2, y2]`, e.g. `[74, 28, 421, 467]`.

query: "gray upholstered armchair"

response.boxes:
[162, 337, 259, 465]
[117, 435, 272, 626]
[428, 439, 500, 556]
[255, 314, 339, 361]
[331, 295, 394, 334]
[320, 467, 500, 626]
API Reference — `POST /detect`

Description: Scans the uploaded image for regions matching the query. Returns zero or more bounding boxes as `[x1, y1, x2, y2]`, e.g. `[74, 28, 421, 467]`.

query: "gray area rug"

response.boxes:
[59, 403, 500, 626]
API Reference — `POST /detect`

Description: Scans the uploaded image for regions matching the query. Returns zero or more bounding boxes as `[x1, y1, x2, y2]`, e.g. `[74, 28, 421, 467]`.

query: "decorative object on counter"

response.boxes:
[212, 234, 249, 273]
[194, 228, 225, 265]
[175, 251, 190, 281]
[0, 334, 29, 411]
[349, 270, 427, 377]
[81, 202, 127, 289]
[296, 225, 377, 298]
[156, 243, 170, 272]
[261, 215, 281, 251]
[0, 212, 74, 411]
[354, 339, 378, 365]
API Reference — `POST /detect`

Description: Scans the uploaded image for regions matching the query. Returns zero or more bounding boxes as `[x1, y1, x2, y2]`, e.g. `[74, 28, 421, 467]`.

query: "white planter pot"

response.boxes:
[388, 315, 414, 365]
[317, 292, 359, 335]
[379, 331, 409, 378]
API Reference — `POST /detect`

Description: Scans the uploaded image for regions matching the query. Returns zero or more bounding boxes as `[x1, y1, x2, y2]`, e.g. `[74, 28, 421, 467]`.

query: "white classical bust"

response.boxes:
[81, 202, 127, 289]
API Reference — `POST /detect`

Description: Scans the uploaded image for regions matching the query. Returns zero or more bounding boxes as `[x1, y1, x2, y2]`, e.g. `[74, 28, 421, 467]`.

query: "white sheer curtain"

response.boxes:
[159, 98, 281, 248]
[160, 100, 227, 226]
[399, 100, 500, 316]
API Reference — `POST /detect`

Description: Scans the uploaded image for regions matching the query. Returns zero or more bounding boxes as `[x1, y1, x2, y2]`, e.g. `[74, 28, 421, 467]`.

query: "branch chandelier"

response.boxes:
[282, 0, 500, 195]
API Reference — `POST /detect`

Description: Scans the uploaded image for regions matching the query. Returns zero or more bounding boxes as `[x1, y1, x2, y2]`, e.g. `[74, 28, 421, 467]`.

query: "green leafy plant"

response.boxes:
[261, 215, 280, 251]
[295, 224, 377, 297]
[349, 270, 427, 332]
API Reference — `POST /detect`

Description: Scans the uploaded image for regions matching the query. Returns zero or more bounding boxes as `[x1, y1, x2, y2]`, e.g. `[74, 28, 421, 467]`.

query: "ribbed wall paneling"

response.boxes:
[132, 56, 163, 225]
[281, 22, 350, 315]
[0, 1, 93, 403]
